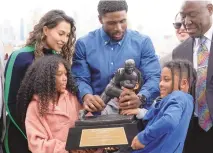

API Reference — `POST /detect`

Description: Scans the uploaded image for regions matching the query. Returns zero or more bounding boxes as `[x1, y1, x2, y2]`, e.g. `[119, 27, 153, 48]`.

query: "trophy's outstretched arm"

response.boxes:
[79, 84, 122, 120]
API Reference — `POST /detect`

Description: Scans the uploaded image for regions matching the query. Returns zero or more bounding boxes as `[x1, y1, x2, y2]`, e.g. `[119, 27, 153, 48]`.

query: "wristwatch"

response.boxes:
[138, 94, 147, 107]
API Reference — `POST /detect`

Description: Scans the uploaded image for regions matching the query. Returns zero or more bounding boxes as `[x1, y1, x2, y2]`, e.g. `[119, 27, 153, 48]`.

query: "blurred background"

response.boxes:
[0, 0, 183, 58]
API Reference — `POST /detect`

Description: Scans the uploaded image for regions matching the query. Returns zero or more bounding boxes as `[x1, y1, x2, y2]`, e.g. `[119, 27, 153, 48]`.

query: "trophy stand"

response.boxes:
[65, 114, 142, 150]
[66, 59, 144, 151]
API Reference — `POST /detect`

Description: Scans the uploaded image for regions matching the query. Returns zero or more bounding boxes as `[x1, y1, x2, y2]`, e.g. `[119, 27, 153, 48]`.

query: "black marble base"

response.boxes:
[65, 114, 143, 151]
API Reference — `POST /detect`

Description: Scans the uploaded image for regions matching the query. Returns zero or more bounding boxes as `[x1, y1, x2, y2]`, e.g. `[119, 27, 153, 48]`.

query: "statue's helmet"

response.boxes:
[125, 59, 135, 68]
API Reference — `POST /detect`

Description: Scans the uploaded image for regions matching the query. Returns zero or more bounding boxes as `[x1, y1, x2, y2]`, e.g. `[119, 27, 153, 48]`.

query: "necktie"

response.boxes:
[197, 36, 212, 131]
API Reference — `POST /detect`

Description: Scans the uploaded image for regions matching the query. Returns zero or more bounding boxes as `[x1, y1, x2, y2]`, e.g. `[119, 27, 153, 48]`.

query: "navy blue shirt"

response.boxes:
[72, 28, 161, 105]
[5, 46, 55, 118]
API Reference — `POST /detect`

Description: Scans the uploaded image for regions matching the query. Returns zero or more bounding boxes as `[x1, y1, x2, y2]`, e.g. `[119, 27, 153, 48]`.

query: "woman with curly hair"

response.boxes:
[17, 55, 102, 153]
[4, 10, 76, 153]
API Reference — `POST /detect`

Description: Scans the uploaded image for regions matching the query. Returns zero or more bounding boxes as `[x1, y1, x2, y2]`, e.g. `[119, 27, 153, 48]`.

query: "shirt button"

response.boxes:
[111, 48, 113, 50]
[111, 62, 113, 65]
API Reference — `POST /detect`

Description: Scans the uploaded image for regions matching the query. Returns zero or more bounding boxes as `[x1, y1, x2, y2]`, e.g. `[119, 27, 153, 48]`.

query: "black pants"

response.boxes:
[0, 144, 3, 153]
[183, 117, 213, 153]
[4, 119, 31, 153]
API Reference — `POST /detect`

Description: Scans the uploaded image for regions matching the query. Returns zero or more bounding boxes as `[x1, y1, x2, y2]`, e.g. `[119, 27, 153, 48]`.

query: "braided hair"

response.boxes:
[16, 55, 77, 127]
[163, 59, 197, 97]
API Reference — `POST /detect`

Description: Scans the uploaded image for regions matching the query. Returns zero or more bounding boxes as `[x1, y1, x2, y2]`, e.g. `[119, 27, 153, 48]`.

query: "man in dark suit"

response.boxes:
[173, 1, 213, 153]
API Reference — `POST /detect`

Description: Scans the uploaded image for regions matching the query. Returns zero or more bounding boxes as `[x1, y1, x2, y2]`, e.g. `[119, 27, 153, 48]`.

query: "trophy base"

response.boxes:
[65, 114, 143, 150]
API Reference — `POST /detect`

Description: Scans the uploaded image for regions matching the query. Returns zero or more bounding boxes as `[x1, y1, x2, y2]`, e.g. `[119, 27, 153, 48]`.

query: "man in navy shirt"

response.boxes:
[72, 0, 161, 113]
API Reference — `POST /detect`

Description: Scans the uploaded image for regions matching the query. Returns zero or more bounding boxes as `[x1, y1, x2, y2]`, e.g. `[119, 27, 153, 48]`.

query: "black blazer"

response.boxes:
[172, 36, 213, 119]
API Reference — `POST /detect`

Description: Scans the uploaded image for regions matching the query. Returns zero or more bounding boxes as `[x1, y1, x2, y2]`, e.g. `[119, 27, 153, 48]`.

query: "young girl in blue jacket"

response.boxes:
[121, 59, 197, 153]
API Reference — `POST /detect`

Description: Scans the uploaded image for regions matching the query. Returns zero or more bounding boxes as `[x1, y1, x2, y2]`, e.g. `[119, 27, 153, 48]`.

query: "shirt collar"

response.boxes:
[100, 27, 125, 46]
[194, 24, 213, 46]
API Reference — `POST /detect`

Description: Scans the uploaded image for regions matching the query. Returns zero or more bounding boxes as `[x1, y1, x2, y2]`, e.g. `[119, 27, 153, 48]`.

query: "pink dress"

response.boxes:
[25, 91, 103, 153]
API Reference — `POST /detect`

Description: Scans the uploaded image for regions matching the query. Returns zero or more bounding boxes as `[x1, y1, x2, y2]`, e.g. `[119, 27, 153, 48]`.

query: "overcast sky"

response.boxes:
[0, 0, 184, 55]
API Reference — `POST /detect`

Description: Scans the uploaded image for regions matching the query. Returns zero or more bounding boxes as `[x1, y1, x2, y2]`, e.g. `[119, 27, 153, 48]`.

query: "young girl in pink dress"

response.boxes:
[17, 55, 102, 153]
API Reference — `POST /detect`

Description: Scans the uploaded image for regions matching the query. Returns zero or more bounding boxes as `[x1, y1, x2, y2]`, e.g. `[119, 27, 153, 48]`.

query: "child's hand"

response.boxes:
[104, 147, 119, 152]
[120, 108, 139, 115]
[131, 136, 145, 150]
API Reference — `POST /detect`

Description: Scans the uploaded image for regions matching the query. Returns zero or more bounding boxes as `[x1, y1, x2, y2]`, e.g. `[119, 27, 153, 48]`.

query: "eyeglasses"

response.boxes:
[173, 22, 182, 29]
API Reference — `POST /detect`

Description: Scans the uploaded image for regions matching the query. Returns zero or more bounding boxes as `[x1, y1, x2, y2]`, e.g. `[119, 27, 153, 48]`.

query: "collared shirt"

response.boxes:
[193, 24, 213, 70]
[134, 91, 193, 153]
[193, 24, 213, 116]
[25, 91, 81, 153]
[72, 28, 161, 105]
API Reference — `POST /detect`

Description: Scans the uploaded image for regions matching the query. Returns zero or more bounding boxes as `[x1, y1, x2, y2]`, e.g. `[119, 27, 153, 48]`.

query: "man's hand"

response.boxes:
[119, 88, 142, 110]
[83, 94, 105, 112]
[131, 136, 145, 150]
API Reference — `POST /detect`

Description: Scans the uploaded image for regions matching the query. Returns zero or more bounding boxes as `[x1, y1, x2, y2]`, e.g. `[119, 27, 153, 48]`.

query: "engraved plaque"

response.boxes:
[80, 127, 128, 147]
[65, 114, 143, 150]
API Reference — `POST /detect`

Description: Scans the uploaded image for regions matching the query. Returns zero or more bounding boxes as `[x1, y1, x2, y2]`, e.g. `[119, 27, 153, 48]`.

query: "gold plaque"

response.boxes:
[80, 127, 128, 147]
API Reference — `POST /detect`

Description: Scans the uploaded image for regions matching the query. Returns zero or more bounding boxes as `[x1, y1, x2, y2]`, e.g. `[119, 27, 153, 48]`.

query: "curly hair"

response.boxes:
[163, 59, 197, 97]
[16, 55, 78, 127]
[97, 0, 128, 16]
[26, 9, 76, 63]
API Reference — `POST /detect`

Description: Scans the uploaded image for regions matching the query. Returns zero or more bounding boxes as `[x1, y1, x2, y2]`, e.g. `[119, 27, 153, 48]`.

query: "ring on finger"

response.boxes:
[128, 101, 130, 106]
